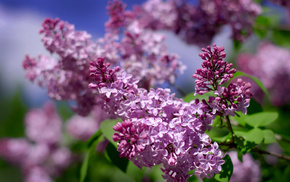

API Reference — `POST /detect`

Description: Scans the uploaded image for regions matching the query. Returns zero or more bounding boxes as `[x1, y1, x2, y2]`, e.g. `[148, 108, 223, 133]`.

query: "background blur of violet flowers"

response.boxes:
[1, 0, 290, 182]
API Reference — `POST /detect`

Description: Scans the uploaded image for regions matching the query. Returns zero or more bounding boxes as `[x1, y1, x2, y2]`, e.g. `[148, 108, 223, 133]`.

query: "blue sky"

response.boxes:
[0, 0, 148, 36]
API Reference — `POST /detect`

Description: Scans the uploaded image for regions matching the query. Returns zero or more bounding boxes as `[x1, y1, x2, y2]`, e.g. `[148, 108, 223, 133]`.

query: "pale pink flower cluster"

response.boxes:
[228, 151, 261, 182]
[0, 102, 71, 182]
[23, 3, 185, 114]
[237, 42, 290, 106]
[135, 0, 261, 46]
[66, 105, 111, 141]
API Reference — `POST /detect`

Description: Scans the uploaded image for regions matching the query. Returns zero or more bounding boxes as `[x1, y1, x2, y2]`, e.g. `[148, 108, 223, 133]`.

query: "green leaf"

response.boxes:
[245, 112, 278, 128]
[231, 112, 247, 126]
[100, 118, 122, 148]
[86, 129, 102, 148]
[56, 101, 74, 121]
[232, 71, 270, 99]
[247, 99, 263, 115]
[214, 155, 233, 182]
[282, 166, 290, 182]
[126, 161, 145, 181]
[237, 151, 243, 162]
[271, 29, 290, 48]
[253, 16, 270, 38]
[243, 128, 264, 144]
[235, 136, 256, 154]
[105, 142, 129, 173]
[80, 152, 90, 182]
[206, 127, 230, 142]
[233, 40, 242, 51]
[263, 129, 277, 144]
[0, 91, 27, 137]
[204, 155, 233, 182]
[183, 91, 215, 103]
[236, 128, 264, 145]
[80, 135, 104, 182]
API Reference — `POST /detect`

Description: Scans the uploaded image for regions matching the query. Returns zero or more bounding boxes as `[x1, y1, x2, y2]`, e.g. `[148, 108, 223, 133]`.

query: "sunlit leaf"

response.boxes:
[263, 129, 277, 144]
[80, 135, 104, 182]
[100, 118, 122, 148]
[243, 128, 264, 144]
[126, 161, 145, 181]
[245, 112, 278, 128]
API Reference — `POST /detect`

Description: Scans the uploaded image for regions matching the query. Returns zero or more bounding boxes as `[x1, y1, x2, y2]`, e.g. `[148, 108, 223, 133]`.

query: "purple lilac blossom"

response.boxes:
[134, 0, 261, 47]
[228, 151, 261, 182]
[237, 41, 290, 106]
[23, 6, 185, 114]
[0, 102, 72, 182]
[22, 18, 114, 116]
[192, 44, 252, 116]
[89, 54, 226, 181]
[105, 0, 186, 90]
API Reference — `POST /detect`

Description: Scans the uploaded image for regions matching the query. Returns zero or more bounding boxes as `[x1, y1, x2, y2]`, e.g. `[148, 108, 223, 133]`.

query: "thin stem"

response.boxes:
[275, 134, 290, 144]
[225, 115, 235, 143]
[218, 141, 290, 162]
[252, 147, 290, 162]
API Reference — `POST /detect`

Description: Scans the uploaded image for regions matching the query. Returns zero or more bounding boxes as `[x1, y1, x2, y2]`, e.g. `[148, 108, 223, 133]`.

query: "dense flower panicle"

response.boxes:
[23, 8, 185, 114]
[134, 0, 177, 30]
[192, 44, 234, 94]
[135, 0, 261, 46]
[89, 56, 224, 181]
[193, 44, 252, 116]
[105, 0, 135, 33]
[112, 120, 150, 159]
[228, 151, 261, 182]
[105, 0, 185, 89]
[40, 18, 95, 60]
[237, 42, 290, 106]
[23, 18, 106, 116]
[0, 102, 72, 182]
[119, 24, 185, 89]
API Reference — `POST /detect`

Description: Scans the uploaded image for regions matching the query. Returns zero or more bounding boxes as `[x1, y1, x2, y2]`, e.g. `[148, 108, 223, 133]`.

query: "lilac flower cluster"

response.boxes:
[22, 18, 112, 116]
[192, 44, 252, 116]
[105, 0, 185, 89]
[89, 52, 228, 181]
[23, 7, 185, 114]
[228, 151, 261, 182]
[0, 102, 71, 182]
[237, 41, 290, 106]
[134, 0, 261, 46]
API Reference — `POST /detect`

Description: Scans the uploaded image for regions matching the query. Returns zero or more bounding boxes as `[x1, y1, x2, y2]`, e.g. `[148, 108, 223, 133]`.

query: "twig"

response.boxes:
[252, 147, 290, 162]
[275, 134, 290, 144]
[225, 115, 235, 143]
[218, 141, 290, 162]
